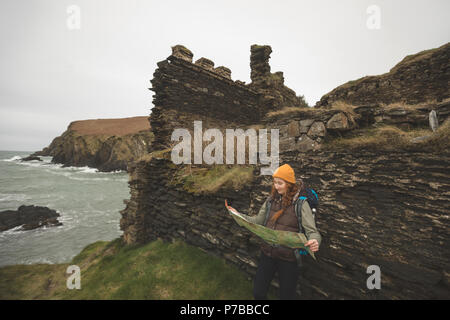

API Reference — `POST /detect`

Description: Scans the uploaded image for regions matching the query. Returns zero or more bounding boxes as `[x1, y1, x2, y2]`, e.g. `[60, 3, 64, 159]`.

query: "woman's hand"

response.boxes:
[228, 206, 238, 214]
[305, 239, 319, 252]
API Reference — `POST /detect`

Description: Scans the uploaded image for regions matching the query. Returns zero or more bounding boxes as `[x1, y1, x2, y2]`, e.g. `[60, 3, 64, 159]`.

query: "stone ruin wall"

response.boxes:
[267, 101, 450, 154]
[120, 44, 450, 299]
[120, 146, 450, 299]
[148, 44, 306, 152]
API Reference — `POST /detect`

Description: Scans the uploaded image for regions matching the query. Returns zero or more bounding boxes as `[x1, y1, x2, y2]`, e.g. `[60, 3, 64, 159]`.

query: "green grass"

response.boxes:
[170, 164, 255, 195]
[323, 120, 449, 153]
[0, 238, 258, 300]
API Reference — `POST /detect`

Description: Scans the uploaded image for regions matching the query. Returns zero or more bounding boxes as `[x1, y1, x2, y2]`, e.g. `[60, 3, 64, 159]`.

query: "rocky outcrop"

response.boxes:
[120, 44, 450, 299]
[0, 205, 62, 231]
[20, 156, 42, 162]
[315, 42, 450, 108]
[33, 116, 154, 172]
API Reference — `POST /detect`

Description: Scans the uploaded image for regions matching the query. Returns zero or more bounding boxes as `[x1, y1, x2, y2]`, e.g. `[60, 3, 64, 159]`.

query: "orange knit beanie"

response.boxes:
[272, 164, 296, 184]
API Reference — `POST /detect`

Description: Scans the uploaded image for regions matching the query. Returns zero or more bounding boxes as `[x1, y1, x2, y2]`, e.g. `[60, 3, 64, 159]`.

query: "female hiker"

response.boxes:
[230, 164, 321, 300]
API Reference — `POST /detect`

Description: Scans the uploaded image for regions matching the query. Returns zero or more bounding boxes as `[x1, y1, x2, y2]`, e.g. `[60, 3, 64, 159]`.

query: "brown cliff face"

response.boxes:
[33, 116, 154, 172]
[315, 42, 450, 108]
[120, 44, 450, 299]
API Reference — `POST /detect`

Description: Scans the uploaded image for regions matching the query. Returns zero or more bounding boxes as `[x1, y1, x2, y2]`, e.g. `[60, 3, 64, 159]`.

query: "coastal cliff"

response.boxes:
[120, 43, 450, 299]
[33, 116, 154, 172]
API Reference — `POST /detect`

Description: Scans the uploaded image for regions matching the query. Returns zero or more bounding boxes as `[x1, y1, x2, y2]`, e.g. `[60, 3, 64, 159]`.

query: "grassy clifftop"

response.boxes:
[32, 116, 154, 172]
[0, 238, 257, 300]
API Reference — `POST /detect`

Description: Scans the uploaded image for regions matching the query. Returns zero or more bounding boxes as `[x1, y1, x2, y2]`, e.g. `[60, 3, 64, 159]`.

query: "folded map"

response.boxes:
[225, 199, 315, 260]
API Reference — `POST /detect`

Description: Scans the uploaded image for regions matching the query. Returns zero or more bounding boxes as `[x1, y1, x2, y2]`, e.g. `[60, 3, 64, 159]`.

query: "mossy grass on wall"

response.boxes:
[323, 119, 449, 153]
[169, 164, 255, 195]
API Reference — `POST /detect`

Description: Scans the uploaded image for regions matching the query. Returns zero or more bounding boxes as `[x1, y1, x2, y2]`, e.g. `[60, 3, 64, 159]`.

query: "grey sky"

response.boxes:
[0, 0, 449, 152]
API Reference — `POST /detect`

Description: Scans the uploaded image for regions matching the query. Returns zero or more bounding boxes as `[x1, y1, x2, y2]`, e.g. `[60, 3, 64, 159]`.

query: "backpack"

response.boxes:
[299, 187, 319, 217]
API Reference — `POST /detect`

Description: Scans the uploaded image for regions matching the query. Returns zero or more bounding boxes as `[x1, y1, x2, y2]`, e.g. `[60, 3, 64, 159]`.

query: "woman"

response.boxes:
[244, 164, 321, 300]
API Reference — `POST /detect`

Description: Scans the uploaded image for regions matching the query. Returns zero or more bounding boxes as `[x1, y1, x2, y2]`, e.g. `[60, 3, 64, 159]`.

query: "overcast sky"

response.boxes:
[0, 0, 449, 152]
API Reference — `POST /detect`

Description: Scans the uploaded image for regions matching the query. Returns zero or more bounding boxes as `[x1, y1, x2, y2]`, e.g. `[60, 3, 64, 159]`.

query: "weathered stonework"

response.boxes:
[120, 147, 450, 299]
[263, 100, 450, 153]
[327, 112, 352, 131]
[120, 43, 450, 299]
[149, 44, 308, 152]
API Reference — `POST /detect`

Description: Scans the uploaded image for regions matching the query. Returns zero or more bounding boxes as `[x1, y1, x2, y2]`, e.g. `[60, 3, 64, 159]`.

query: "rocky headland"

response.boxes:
[32, 116, 154, 172]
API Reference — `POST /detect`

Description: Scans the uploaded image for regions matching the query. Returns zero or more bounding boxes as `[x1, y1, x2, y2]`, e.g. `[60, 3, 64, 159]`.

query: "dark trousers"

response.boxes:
[253, 252, 299, 300]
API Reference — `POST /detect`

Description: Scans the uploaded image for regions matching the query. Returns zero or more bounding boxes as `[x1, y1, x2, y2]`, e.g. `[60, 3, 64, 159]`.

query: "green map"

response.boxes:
[225, 200, 316, 260]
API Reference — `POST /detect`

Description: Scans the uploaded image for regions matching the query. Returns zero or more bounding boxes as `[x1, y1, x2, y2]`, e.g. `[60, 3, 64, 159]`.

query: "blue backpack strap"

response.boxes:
[294, 197, 308, 266]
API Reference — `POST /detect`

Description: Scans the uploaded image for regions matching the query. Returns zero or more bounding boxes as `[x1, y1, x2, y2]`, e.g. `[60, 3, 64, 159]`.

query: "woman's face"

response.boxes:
[273, 177, 287, 195]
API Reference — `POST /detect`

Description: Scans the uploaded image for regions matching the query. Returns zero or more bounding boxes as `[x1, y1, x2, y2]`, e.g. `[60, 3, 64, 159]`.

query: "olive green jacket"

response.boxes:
[245, 196, 322, 247]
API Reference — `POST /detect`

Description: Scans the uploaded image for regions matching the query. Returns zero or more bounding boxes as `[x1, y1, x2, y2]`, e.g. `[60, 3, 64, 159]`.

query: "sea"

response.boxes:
[0, 150, 129, 267]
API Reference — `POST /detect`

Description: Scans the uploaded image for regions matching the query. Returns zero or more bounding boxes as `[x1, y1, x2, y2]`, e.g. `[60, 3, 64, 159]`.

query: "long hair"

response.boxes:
[269, 178, 306, 224]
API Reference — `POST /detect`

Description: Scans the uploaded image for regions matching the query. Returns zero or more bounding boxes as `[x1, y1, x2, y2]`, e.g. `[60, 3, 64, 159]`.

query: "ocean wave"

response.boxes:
[67, 176, 113, 181]
[0, 193, 30, 202]
[2, 155, 126, 175]
[22, 256, 57, 265]
[67, 166, 126, 174]
[47, 164, 125, 175]
[0, 225, 27, 237]
[64, 165, 99, 173]
[20, 161, 61, 169]
[99, 169, 126, 174]
[2, 155, 22, 162]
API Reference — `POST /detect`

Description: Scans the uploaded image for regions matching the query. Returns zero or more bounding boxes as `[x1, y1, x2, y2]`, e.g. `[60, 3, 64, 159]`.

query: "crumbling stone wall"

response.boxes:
[267, 100, 450, 153]
[248, 45, 306, 110]
[149, 44, 307, 150]
[120, 145, 450, 299]
[120, 44, 450, 299]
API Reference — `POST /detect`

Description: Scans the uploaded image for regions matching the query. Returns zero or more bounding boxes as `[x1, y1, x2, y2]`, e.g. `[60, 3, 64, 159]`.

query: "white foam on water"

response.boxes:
[98, 169, 126, 174]
[68, 176, 112, 181]
[44, 169, 72, 178]
[3, 154, 126, 176]
[22, 256, 56, 265]
[0, 193, 30, 202]
[0, 224, 24, 233]
[64, 165, 99, 173]
[2, 155, 22, 162]
[0, 151, 128, 266]
[0, 225, 28, 239]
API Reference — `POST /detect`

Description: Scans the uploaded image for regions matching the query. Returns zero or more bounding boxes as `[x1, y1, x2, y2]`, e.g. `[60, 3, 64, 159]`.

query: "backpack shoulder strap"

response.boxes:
[263, 195, 273, 226]
[294, 197, 306, 234]
[294, 197, 307, 266]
